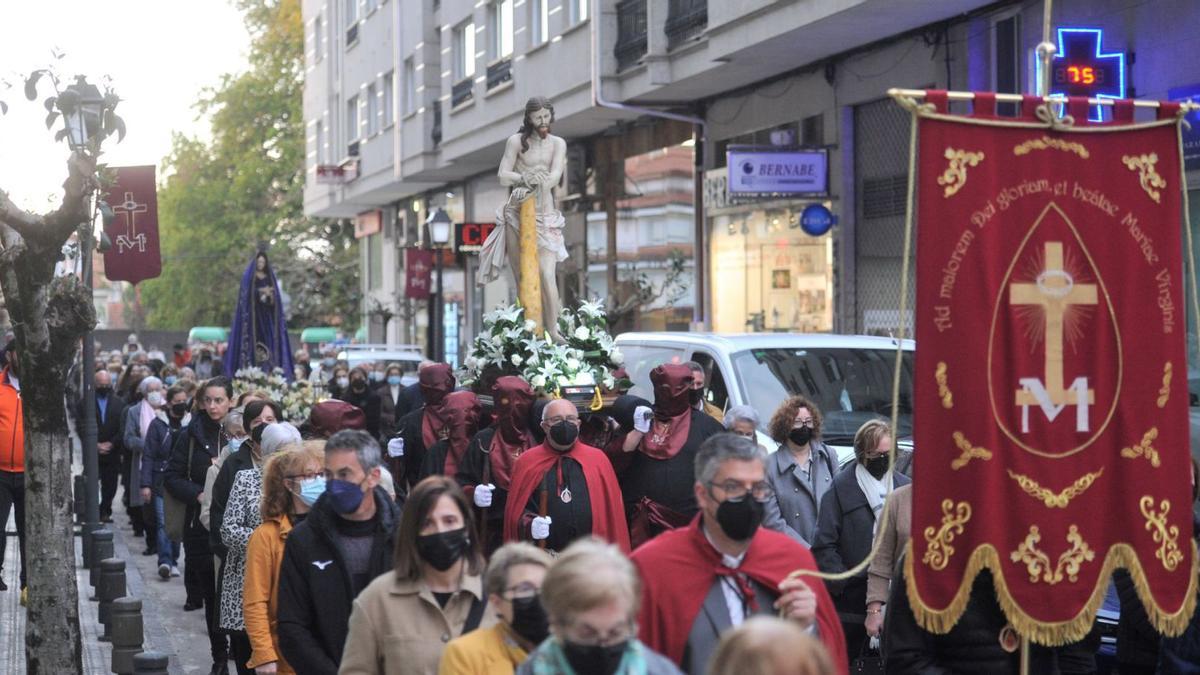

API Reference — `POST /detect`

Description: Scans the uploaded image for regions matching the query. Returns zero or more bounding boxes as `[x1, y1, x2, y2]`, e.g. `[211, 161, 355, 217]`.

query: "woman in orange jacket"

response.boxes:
[242, 442, 325, 674]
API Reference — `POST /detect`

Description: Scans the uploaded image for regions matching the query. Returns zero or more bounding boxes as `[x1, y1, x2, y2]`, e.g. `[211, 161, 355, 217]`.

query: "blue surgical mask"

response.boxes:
[299, 477, 327, 506]
[328, 478, 367, 514]
[323, 358, 336, 367]
[164, 375, 178, 386]
[387, 375, 402, 386]
[369, 371, 384, 382]
[228, 437, 244, 452]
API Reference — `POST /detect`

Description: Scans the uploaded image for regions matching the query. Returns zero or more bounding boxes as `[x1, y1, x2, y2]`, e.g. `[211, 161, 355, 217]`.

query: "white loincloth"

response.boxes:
[477, 195, 568, 285]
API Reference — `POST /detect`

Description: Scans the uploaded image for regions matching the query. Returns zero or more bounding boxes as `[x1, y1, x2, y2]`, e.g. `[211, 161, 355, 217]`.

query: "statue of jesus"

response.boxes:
[477, 96, 568, 339]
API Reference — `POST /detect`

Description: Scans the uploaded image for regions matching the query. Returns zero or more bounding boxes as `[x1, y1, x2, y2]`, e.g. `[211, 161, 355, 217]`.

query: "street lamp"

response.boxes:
[427, 208, 452, 362]
[60, 77, 105, 152]
[61, 76, 107, 562]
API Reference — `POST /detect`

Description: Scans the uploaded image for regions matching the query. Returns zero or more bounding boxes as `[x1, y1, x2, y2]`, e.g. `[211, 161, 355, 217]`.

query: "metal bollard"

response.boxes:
[73, 475, 85, 524]
[89, 529, 114, 596]
[110, 597, 144, 674]
[96, 558, 126, 641]
[131, 651, 169, 675]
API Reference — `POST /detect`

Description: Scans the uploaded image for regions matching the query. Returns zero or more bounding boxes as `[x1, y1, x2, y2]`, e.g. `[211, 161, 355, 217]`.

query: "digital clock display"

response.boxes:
[1053, 65, 1106, 86]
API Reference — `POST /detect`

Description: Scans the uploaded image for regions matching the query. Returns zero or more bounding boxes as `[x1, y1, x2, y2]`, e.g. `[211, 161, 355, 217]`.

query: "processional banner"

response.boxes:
[906, 92, 1197, 644]
[102, 165, 161, 284]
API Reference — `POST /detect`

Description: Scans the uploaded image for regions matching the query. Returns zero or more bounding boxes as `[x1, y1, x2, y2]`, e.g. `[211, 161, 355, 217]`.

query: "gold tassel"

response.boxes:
[589, 386, 603, 412]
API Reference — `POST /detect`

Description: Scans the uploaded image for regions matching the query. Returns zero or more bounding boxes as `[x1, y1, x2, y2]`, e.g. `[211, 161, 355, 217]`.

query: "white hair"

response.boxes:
[260, 422, 303, 456]
[137, 376, 163, 395]
[723, 405, 760, 430]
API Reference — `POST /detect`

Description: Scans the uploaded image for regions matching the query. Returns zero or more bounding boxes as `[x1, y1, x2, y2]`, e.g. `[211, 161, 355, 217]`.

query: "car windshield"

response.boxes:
[730, 347, 914, 445]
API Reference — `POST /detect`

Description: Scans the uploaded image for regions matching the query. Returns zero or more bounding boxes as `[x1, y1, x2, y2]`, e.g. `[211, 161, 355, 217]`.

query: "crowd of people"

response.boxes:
[8, 336, 1190, 675]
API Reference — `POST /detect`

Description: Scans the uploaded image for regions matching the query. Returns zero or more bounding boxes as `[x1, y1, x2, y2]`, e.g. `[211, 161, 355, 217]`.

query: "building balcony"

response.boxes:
[486, 58, 512, 91]
[614, 0, 647, 71]
[451, 78, 474, 108]
[665, 0, 706, 49]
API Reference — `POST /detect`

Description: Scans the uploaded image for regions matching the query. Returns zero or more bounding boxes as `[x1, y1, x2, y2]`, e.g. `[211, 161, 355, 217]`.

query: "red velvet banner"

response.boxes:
[102, 165, 161, 284]
[908, 97, 1198, 644]
[405, 248, 434, 300]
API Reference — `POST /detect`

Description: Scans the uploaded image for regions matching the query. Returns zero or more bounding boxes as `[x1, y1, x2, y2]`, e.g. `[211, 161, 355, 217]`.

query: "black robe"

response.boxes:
[620, 410, 723, 536]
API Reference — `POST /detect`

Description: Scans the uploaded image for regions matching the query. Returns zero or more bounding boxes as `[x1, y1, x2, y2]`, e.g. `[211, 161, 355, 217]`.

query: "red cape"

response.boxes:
[631, 516, 848, 674]
[502, 442, 631, 553]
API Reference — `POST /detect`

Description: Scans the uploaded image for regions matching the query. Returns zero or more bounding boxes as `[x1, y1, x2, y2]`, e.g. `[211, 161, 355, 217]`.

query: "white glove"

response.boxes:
[474, 483, 495, 508]
[633, 406, 652, 434]
[386, 437, 404, 458]
[531, 516, 552, 540]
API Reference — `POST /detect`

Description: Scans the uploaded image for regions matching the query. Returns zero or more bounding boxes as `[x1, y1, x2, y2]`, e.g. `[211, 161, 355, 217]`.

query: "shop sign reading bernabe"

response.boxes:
[726, 146, 828, 197]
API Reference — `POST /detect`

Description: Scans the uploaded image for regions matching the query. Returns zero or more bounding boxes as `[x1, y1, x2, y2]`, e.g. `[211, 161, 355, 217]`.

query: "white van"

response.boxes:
[613, 332, 915, 465]
[336, 344, 425, 385]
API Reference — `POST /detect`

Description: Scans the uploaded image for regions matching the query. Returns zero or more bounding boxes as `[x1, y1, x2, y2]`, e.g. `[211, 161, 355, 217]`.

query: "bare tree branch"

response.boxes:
[0, 151, 95, 249]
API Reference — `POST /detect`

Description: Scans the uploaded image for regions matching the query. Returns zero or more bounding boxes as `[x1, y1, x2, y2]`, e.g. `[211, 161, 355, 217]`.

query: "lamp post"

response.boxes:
[62, 77, 106, 559]
[427, 208, 452, 363]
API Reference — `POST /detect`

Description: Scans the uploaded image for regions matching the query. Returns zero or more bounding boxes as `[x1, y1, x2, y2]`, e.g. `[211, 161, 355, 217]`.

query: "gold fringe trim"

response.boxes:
[905, 538, 1199, 645]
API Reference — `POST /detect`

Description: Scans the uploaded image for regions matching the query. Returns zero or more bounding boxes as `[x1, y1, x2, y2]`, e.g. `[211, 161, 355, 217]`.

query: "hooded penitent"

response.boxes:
[640, 364, 694, 460]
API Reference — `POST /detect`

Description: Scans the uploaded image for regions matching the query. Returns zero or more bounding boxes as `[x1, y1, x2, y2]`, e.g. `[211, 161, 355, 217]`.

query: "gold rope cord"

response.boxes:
[883, 95, 1200, 645]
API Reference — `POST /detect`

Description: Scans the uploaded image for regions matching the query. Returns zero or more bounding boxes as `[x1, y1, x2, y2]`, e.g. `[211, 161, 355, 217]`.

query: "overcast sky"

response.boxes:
[0, 1, 250, 211]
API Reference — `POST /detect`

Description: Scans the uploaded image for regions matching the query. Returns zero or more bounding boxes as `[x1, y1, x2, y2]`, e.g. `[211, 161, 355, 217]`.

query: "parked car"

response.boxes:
[614, 332, 915, 465]
[336, 344, 424, 385]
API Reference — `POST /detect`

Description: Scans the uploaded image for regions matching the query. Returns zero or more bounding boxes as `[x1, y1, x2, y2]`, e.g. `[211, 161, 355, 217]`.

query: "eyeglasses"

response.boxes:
[545, 416, 580, 425]
[286, 472, 321, 481]
[793, 419, 815, 429]
[708, 480, 774, 501]
[560, 619, 636, 647]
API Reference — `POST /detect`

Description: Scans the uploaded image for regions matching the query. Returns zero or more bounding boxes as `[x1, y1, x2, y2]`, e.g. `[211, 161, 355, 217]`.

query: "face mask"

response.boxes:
[715, 496, 765, 541]
[298, 477, 326, 506]
[251, 423, 267, 445]
[351, 379, 366, 391]
[164, 375, 178, 386]
[147, 391, 167, 407]
[864, 455, 890, 480]
[561, 639, 628, 675]
[369, 371, 384, 382]
[789, 427, 813, 447]
[228, 437, 244, 453]
[689, 388, 704, 405]
[323, 358, 336, 367]
[170, 401, 189, 417]
[415, 527, 470, 572]
[327, 477, 367, 514]
[509, 595, 549, 646]
[387, 375, 403, 386]
[96, 386, 112, 397]
[336, 377, 350, 390]
[548, 420, 578, 449]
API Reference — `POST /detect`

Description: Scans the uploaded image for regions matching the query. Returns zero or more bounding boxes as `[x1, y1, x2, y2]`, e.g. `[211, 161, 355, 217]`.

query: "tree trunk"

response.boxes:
[23, 427, 83, 674]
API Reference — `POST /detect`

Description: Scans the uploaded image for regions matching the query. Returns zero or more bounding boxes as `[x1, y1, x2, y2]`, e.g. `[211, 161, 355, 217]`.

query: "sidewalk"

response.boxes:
[0, 490, 213, 674]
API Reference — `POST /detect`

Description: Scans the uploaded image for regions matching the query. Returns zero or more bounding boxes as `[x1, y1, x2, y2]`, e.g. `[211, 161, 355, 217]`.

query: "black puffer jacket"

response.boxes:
[276, 487, 399, 675]
[163, 413, 224, 549]
[885, 565, 1099, 674]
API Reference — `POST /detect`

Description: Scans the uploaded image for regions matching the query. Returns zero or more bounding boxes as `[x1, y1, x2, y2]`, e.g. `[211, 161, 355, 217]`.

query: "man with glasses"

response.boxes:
[503, 399, 630, 553]
[631, 434, 847, 675]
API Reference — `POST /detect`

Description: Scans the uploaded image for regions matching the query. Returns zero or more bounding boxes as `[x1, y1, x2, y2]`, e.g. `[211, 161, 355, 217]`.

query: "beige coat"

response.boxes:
[338, 570, 494, 675]
[866, 483, 913, 606]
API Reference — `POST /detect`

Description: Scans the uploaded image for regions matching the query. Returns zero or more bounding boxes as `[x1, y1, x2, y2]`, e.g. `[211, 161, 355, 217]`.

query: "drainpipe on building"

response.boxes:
[591, 0, 709, 328]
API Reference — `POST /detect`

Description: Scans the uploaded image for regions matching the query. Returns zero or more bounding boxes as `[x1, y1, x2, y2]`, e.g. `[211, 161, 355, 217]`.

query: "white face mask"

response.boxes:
[336, 377, 350, 389]
[147, 391, 167, 407]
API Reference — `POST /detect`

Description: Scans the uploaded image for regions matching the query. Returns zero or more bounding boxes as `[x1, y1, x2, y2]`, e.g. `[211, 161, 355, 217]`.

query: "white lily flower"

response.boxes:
[531, 374, 547, 389]
[610, 348, 624, 365]
[573, 326, 590, 341]
[511, 354, 523, 367]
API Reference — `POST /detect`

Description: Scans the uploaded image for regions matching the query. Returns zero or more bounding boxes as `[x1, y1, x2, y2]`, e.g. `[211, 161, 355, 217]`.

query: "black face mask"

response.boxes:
[715, 496, 765, 541]
[864, 455, 890, 480]
[562, 639, 628, 675]
[96, 386, 112, 397]
[688, 388, 704, 405]
[548, 421, 578, 450]
[509, 595, 549, 646]
[170, 402, 189, 418]
[788, 427, 813, 447]
[416, 527, 470, 572]
[250, 423, 267, 445]
[351, 379, 366, 391]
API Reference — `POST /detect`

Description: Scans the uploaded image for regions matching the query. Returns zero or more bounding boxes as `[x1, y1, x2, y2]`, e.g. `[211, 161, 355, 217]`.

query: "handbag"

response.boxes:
[852, 637, 884, 675]
[162, 434, 193, 542]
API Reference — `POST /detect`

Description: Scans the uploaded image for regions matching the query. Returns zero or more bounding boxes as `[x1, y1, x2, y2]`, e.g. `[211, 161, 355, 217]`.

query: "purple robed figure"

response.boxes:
[225, 251, 295, 379]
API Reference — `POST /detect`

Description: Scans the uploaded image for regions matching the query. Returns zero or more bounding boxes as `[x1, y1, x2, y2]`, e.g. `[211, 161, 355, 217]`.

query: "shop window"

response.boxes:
[801, 113, 823, 145]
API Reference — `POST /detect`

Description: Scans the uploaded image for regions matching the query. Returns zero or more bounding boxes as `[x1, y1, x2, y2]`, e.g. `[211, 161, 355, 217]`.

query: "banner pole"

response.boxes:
[1037, 0, 1055, 98]
[1020, 636, 1031, 675]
